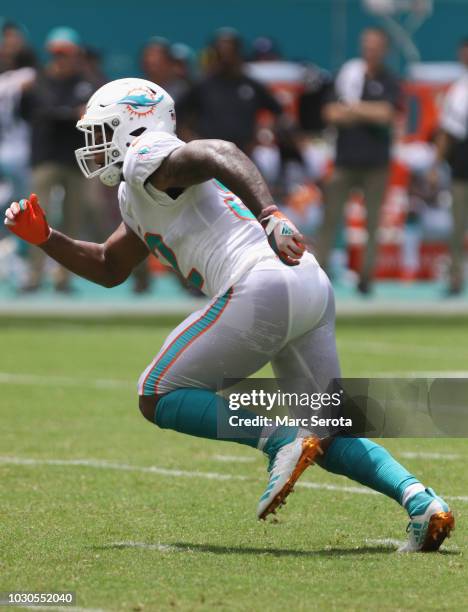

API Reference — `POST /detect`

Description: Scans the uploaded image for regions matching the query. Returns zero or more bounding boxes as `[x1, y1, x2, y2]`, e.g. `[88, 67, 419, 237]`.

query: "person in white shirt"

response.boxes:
[432, 39, 468, 294]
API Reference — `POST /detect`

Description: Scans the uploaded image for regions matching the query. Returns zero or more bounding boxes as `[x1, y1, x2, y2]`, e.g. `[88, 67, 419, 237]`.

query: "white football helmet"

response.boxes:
[75, 77, 176, 186]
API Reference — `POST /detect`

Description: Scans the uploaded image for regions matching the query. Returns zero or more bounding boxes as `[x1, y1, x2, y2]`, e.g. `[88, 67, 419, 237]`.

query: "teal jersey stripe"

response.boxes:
[143, 288, 233, 395]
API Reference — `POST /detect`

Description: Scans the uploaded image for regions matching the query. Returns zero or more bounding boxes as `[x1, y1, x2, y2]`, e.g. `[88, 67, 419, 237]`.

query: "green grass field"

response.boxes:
[1, 315, 467, 611]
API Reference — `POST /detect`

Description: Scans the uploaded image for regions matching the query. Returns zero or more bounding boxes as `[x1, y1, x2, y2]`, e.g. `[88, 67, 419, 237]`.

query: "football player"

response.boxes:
[4, 78, 454, 551]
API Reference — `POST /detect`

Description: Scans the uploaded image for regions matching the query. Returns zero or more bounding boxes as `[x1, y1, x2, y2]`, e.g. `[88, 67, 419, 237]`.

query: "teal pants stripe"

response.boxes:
[143, 288, 233, 396]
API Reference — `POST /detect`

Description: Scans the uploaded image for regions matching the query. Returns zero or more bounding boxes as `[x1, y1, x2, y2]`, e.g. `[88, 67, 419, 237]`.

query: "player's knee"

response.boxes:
[139, 395, 158, 423]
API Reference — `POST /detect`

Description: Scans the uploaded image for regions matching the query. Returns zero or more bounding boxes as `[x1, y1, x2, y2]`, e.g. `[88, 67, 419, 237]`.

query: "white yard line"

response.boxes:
[339, 339, 468, 359]
[14, 608, 105, 612]
[337, 340, 446, 357]
[365, 538, 405, 548]
[297, 481, 378, 495]
[0, 371, 134, 390]
[441, 494, 468, 502]
[365, 538, 459, 552]
[375, 371, 468, 378]
[212, 454, 256, 463]
[0, 456, 243, 482]
[1, 455, 467, 503]
[109, 541, 188, 553]
[211, 451, 462, 464]
[398, 451, 461, 461]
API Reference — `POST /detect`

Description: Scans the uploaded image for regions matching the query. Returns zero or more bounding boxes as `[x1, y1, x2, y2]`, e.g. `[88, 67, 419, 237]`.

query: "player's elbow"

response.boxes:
[101, 263, 131, 288]
[100, 262, 129, 288]
[99, 244, 131, 288]
[101, 274, 126, 289]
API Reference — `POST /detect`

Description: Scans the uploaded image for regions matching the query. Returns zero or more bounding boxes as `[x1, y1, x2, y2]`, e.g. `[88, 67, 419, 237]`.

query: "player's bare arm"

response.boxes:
[40, 222, 149, 287]
[150, 138, 306, 264]
[4, 196, 148, 287]
[151, 139, 276, 216]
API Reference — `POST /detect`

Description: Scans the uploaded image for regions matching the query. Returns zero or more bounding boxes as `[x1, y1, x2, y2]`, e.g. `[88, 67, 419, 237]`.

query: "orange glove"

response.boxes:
[4, 193, 50, 245]
[258, 205, 306, 266]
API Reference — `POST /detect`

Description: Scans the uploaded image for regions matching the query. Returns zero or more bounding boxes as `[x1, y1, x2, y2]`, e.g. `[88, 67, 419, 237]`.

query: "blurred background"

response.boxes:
[1, 0, 468, 314]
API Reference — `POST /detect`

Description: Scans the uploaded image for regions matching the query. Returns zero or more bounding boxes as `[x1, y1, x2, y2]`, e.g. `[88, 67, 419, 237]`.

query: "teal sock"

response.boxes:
[323, 437, 419, 505]
[404, 488, 448, 517]
[263, 425, 298, 465]
[154, 388, 296, 455]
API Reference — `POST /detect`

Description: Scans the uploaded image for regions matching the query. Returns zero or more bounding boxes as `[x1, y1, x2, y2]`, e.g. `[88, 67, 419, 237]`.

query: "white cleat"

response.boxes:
[257, 436, 322, 520]
[398, 489, 455, 553]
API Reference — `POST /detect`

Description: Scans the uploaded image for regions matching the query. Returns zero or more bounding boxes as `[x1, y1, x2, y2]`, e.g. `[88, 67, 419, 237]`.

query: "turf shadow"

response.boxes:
[93, 542, 398, 557]
[173, 543, 460, 557]
[172, 543, 398, 557]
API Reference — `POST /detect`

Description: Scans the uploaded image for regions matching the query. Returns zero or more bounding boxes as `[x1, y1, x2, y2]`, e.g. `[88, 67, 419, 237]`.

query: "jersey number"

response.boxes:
[214, 180, 256, 220]
[145, 233, 204, 290]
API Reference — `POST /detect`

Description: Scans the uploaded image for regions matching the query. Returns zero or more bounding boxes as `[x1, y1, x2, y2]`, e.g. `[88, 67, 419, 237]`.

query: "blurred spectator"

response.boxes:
[140, 36, 188, 103]
[282, 182, 324, 239]
[253, 123, 316, 202]
[170, 42, 195, 100]
[433, 38, 468, 295]
[402, 163, 452, 281]
[458, 37, 468, 71]
[251, 36, 281, 62]
[0, 20, 28, 72]
[0, 47, 37, 216]
[298, 64, 331, 135]
[317, 28, 401, 294]
[20, 27, 98, 292]
[81, 46, 107, 87]
[177, 27, 282, 154]
[140, 36, 171, 80]
[78, 45, 117, 245]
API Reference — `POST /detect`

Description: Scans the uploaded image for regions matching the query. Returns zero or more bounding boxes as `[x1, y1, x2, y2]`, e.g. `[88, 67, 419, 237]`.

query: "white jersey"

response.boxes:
[118, 131, 277, 297]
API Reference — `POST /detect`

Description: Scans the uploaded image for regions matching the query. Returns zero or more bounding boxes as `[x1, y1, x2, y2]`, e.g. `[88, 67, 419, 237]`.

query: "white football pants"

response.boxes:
[138, 253, 341, 397]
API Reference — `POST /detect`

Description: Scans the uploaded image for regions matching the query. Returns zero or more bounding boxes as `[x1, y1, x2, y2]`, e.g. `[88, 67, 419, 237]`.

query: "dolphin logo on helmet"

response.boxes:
[117, 94, 164, 108]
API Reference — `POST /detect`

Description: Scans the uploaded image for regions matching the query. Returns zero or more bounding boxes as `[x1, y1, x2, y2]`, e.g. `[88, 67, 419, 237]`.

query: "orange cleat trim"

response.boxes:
[421, 511, 455, 552]
[259, 436, 322, 521]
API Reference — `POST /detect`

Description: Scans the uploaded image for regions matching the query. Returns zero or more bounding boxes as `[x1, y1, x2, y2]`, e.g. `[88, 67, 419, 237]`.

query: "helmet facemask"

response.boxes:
[75, 116, 124, 186]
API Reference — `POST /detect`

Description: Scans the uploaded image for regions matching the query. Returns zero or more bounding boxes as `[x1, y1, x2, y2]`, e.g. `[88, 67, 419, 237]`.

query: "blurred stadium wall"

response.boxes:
[3, 0, 468, 78]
